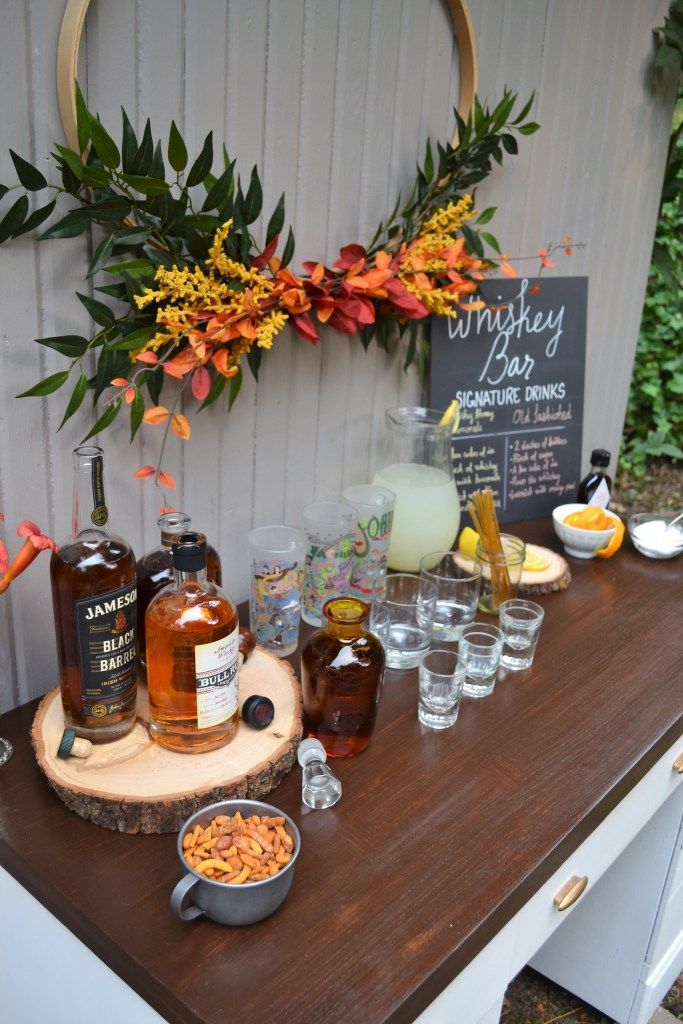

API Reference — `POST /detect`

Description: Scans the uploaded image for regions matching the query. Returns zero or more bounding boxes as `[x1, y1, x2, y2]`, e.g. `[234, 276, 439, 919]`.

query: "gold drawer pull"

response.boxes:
[554, 875, 588, 911]
[673, 753, 683, 774]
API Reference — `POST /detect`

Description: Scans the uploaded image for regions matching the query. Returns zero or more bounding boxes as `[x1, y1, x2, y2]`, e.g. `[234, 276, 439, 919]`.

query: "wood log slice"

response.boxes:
[452, 543, 571, 596]
[31, 647, 302, 834]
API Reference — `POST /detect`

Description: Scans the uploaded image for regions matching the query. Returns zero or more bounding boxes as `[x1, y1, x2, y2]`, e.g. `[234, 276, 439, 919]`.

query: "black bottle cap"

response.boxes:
[590, 449, 611, 467]
[241, 695, 275, 730]
[171, 531, 207, 572]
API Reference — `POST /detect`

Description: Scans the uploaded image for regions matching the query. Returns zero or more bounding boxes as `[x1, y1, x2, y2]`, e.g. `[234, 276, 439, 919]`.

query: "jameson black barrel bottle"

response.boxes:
[50, 446, 138, 741]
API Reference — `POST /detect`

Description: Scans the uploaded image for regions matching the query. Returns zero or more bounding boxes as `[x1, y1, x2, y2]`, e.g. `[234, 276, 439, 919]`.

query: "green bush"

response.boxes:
[620, 99, 682, 477]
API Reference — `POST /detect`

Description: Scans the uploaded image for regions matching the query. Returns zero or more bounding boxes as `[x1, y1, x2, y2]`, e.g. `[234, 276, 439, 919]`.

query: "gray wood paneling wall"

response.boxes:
[0, 1, 675, 709]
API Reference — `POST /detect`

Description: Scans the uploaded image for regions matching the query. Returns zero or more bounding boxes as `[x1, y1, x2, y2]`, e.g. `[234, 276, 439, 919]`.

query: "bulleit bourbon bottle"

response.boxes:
[145, 531, 239, 753]
[50, 446, 137, 741]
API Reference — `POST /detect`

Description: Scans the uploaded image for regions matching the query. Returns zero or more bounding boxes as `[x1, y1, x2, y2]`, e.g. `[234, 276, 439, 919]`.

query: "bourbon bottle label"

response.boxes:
[75, 582, 137, 717]
[194, 626, 239, 729]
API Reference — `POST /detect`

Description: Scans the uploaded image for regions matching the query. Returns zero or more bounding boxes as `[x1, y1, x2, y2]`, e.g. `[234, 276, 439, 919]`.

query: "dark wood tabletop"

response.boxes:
[1, 519, 681, 1024]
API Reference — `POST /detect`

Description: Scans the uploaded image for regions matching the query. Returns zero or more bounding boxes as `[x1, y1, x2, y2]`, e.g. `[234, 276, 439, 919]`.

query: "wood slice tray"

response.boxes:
[453, 542, 571, 596]
[31, 647, 303, 834]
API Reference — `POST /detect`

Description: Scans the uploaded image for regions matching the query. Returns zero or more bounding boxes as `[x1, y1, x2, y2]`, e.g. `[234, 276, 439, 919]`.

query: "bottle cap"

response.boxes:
[297, 737, 328, 767]
[240, 695, 275, 729]
[171, 531, 207, 572]
[590, 449, 611, 467]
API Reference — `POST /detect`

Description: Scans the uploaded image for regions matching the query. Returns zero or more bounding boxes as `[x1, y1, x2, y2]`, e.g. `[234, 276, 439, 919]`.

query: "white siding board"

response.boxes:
[0, 0, 675, 708]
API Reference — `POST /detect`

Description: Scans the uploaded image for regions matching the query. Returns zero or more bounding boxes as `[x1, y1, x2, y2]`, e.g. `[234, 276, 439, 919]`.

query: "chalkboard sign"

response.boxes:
[430, 276, 588, 523]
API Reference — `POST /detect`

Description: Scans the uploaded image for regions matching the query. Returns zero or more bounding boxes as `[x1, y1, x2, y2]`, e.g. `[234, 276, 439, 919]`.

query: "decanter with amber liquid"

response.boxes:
[50, 446, 138, 741]
[301, 597, 385, 757]
[136, 511, 222, 667]
[146, 532, 239, 753]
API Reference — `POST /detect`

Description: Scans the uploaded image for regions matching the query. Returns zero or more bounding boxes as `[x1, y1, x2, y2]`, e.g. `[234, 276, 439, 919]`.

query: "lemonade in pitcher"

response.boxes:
[372, 407, 460, 572]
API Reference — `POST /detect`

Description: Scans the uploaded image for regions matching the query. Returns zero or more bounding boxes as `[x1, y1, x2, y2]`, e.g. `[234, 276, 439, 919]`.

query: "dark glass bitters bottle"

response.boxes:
[301, 598, 385, 758]
[577, 449, 612, 507]
[50, 446, 137, 741]
[136, 512, 222, 666]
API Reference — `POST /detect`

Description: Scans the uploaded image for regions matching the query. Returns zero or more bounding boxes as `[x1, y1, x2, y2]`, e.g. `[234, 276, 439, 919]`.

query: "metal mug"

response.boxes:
[171, 799, 301, 926]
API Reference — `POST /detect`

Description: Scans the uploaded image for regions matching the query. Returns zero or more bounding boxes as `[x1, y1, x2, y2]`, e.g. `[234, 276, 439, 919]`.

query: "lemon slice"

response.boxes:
[439, 399, 461, 434]
[522, 545, 551, 572]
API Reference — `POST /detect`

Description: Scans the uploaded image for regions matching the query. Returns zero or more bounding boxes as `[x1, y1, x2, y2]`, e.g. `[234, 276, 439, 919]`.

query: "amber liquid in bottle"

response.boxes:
[146, 533, 239, 753]
[50, 447, 137, 741]
[136, 512, 222, 667]
[301, 598, 385, 758]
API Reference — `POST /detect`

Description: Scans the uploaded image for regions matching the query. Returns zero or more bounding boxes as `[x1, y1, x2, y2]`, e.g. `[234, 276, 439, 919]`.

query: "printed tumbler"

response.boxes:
[248, 525, 307, 656]
[301, 502, 356, 626]
[342, 484, 396, 601]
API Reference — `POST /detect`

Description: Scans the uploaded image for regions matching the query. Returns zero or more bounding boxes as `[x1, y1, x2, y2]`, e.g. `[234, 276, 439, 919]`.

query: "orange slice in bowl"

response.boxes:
[595, 514, 625, 558]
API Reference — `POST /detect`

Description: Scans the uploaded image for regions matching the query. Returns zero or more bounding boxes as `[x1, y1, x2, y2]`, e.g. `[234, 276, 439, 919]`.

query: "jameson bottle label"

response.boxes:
[75, 582, 137, 717]
[90, 453, 109, 527]
[194, 626, 239, 729]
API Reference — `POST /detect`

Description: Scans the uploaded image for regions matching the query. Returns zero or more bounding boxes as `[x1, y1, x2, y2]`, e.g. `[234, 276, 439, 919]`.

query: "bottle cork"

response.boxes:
[56, 729, 93, 759]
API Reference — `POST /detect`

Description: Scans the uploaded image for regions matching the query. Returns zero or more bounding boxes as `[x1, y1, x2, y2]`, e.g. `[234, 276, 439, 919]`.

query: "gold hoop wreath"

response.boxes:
[57, 0, 478, 152]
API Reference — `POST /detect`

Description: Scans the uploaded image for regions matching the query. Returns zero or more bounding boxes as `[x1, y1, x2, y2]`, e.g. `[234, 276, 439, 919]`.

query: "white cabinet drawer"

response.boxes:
[511, 734, 683, 972]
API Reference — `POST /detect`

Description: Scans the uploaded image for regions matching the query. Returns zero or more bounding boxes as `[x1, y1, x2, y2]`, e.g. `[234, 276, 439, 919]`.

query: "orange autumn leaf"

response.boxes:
[499, 261, 517, 278]
[143, 406, 170, 426]
[310, 263, 325, 285]
[529, 284, 541, 295]
[537, 247, 549, 257]
[135, 351, 158, 365]
[541, 257, 557, 268]
[211, 349, 239, 378]
[346, 267, 393, 290]
[159, 505, 176, 515]
[133, 466, 155, 479]
[163, 362, 187, 379]
[345, 258, 366, 279]
[459, 300, 486, 311]
[158, 470, 177, 490]
[111, 377, 128, 387]
[171, 413, 191, 440]
[375, 251, 392, 270]
[124, 386, 136, 405]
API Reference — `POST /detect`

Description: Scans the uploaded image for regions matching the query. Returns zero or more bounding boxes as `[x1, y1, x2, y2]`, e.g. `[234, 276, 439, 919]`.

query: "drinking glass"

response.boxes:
[475, 535, 526, 614]
[419, 552, 482, 640]
[301, 502, 356, 626]
[418, 649, 466, 729]
[380, 574, 437, 669]
[248, 525, 307, 656]
[459, 623, 504, 698]
[342, 484, 396, 601]
[499, 599, 545, 670]
[368, 601, 391, 647]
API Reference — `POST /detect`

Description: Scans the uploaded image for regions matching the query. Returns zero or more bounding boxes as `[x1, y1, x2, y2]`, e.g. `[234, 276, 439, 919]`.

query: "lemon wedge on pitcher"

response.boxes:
[457, 527, 551, 572]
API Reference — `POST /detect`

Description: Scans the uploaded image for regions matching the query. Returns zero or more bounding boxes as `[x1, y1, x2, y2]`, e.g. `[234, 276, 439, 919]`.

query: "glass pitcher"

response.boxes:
[372, 406, 460, 571]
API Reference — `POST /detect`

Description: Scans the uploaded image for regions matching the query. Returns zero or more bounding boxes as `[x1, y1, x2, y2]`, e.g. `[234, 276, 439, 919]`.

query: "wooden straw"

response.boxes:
[468, 489, 512, 606]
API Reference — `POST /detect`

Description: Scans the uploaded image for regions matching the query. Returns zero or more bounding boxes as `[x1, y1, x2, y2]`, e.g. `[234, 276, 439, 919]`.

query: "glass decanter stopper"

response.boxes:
[297, 738, 342, 810]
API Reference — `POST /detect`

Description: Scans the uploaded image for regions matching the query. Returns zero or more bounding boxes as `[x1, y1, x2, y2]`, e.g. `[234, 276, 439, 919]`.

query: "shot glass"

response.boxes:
[459, 623, 504, 698]
[499, 599, 545, 670]
[418, 649, 466, 729]
[475, 535, 526, 615]
[248, 525, 307, 656]
[302, 501, 356, 626]
[381, 574, 437, 670]
[419, 552, 482, 640]
[342, 484, 396, 601]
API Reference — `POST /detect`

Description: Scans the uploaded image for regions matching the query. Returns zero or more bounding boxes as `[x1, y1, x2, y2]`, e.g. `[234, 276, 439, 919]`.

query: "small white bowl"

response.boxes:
[628, 513, 683, 559]
[552, 503, 617, 559]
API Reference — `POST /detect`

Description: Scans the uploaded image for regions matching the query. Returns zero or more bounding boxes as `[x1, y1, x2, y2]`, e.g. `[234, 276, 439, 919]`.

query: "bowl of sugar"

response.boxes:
[627, 513, 683, 560]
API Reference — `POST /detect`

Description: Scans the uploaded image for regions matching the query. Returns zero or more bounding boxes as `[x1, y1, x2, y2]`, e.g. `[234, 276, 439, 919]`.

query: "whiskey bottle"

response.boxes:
[136, 511, 222, 667]
[146, 532, 239, 753]
[50, 446, 137, 741]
